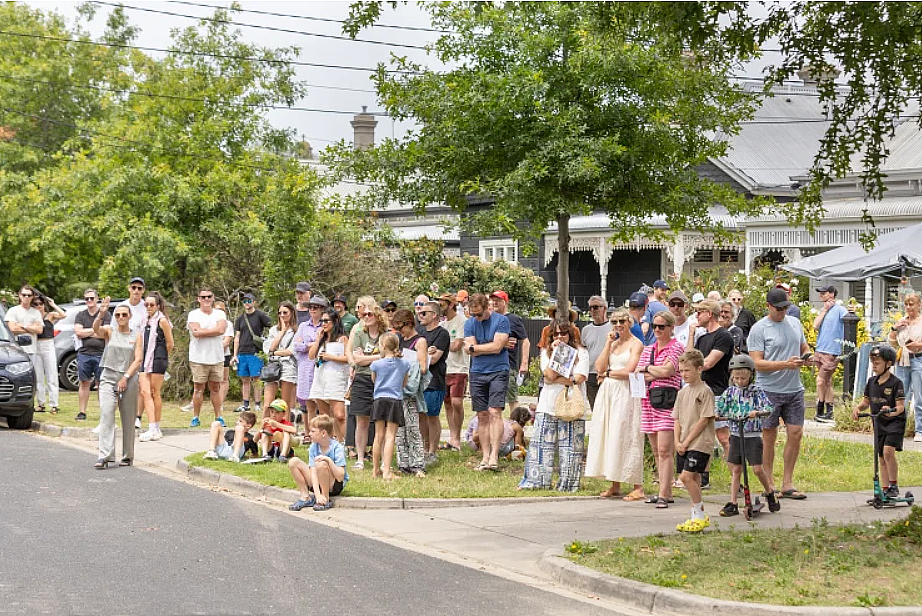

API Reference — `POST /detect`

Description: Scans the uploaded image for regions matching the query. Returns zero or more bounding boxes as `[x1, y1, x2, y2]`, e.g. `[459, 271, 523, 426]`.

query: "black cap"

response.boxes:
[767, 288, 791, 308]
[628, 292, 648, 308]
[332, 294, 348, 305]
[381, 299, 397, 309]
[295, 281, 312, 293]
[129, 276, 145, 286]
[242, 292, 256, 302]
[815, 285, 838, 296]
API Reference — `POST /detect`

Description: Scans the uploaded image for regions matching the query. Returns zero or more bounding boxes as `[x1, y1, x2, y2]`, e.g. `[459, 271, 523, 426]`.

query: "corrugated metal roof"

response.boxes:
[749, 195, 922, 223]
[387, 224, 460, 242]
[548, 207, 742, 233]
[882, 120, 922, 171]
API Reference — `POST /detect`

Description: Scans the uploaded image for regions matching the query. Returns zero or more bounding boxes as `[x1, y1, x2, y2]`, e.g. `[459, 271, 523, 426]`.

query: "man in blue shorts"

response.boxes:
[747, 288, 811, 500]
[232, 293, 272, 415]
[464, 293, 510, 471]
[73, 288, 110, 421]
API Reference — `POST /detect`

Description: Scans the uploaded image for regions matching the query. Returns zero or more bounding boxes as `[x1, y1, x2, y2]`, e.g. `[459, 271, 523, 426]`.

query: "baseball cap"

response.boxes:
[381, 299, 398, 309]
[767, 288, 792, 308]
[775, 282, 791, 293]
[456, 290, 469, 302]
[438, 293, 457, 305]
[129, 276, 145, 286]
[242, 292, 256, 302]
[691, 292, 705, 303]
[308, 295, 330, 308]
[268, 399, 289, 414]
[490, 290, 509, 303]
[815, 285, 838, 296]
[295, 281, 312, 293]
[332, 294, 348, 305]
[653, 280, 669, 290]
[667, 290, 688, 304]
[628, 292, 648, 308]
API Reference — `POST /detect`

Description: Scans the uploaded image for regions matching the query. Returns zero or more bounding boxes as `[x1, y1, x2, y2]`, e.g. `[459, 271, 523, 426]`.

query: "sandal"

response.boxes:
[676, 517, 710, 533]
[36, 405, 45, 413]
[780, 488, 807, 500]
[439, 443, 460, 452]
[352, 461, 365, 470]
[600, 485, 622, 498]
[50, 407, 59, 415]
[645, 495, 674, 504]
[622, 489, 645, 502]
[655, 497, 670, 509]
[473, 462, 490, 472]
[119, 458, 132, 467]
[94, 458, 109, 470]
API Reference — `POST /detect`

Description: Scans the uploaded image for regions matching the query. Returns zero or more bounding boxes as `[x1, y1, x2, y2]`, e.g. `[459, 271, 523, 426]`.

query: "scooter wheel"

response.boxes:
[872, 495, 884, 509]
[906, 491, 914, 506]
[744, 506, 752, 520]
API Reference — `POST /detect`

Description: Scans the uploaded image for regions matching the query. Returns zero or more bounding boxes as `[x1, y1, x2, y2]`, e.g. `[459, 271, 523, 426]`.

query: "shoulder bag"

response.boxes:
[646, 343, 678, 410]
[260, 330, 294, 382]
[554, 385, 586, 421]
[243, 312, 265, 347]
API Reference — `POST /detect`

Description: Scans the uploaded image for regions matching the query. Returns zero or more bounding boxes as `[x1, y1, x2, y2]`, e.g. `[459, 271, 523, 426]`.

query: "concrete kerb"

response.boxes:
[174, 458, 600, 510]
[31, 421, 207, 439]
[538, 547, 922, 616]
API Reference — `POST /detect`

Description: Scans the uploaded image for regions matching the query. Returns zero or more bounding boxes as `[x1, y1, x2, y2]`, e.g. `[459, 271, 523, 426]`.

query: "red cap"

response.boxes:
[490, 290, 509, 302]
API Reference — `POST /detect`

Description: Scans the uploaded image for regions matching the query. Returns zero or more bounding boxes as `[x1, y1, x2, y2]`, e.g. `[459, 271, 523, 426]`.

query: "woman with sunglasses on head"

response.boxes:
[517, 318, 591, 492]
[585, 308, 645, 501]
[346, 297, 387, 468]
[137, 292, 174, 442]
[91, 298, 143, 468]
[262, 301, 298, 418]
[29, 293, 66, 415]
[308, 308, 350, 442]
[635, 310, 683, 508]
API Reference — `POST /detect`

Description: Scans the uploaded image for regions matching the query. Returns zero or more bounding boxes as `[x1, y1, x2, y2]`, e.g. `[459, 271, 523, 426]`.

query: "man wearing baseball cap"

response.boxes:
[627, 292, 647, 343]
[748, 287, 811, 500]
[332, 294, 358, 336]
[490, 290, 530, 412]
[812, 285, 847, 423]
[294, 281, 313, 325]
[775, 282, 801, 319]
[641, 281, 669, 345]
[232, 293, 272, 415]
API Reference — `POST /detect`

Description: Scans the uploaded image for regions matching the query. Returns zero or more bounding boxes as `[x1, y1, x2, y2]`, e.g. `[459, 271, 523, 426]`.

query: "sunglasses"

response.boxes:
[115, 312, 130, 318]
[668, 302, 686, 307]
[242, 299, 253, 304]
[20, 292, 33, 297]
[730, 297, 742, 302]
[361, 311, 376, 317]
[589, 305, 605, 310]
[319, 319, 332, 324]
[652, 323, 670, 330]
[308, 305, 322, 310]
[84, 296, 97, 301]
[554, 331, 570, 337]
[418, 310, 433, 316]
[130, 285, 144, 291]
[413, 302, 425, 307]
[199, 294, 213, 299]
[610, 318, 627, 324]
[384, 307, 396, 313]
[144, 301, 158, 307]
[31, 302, 43, 308]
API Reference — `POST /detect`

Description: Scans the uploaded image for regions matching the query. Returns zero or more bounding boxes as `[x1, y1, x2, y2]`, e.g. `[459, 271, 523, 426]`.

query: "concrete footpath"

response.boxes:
[22, 417, 922, 614]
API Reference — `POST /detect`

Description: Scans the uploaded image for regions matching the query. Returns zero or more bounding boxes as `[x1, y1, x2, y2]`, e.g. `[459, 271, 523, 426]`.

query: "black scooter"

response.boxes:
[735, 411, 774, 520]
[857, 408, 915, 508]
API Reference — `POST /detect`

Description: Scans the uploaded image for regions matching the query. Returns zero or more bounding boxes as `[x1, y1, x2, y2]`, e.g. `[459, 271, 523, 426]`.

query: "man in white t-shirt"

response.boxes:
[439, 293, 469, 450]
[667, 290, 693, 348]
[4, 285, 43, 355]
[186, 287, 227, 428]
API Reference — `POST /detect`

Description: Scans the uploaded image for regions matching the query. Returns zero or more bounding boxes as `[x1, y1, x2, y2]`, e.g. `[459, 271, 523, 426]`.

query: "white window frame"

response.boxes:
[479, 239, 518, 264]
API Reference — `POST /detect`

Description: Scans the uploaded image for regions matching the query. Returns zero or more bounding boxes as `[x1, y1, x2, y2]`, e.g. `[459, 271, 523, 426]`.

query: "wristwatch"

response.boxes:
[468, 344, 475, 354]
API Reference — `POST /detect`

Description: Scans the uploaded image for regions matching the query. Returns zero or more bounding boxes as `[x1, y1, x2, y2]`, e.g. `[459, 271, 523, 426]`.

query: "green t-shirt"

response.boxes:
[341, 312, 359, 336]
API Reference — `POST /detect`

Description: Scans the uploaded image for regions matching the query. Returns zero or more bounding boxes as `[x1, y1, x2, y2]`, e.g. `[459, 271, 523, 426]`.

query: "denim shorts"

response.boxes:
[469, 370, 509, 412]
[423, 389, 446, 417]
[215, 442, 244, 461]
[77, 354, 102, 383]
[236, 353, 263, 378]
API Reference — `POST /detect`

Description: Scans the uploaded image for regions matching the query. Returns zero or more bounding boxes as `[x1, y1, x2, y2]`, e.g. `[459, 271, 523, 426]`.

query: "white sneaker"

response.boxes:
[134, 417, 142, 430]
[180, 403, 193, 412]
[203, 450, 218, 460]
[914, 433, 922, 443]
[139, 429, 162, 442]
[91, 425, 101, 435]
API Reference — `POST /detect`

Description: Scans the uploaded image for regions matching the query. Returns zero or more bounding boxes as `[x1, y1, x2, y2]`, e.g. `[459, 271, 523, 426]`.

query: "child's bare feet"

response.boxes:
[415, 470, 426, 478]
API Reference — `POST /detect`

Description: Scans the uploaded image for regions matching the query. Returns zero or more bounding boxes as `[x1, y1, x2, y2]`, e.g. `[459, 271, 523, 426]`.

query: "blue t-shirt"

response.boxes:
[642, 300, 668, 345]
[463, 312, 511, 374]
[747, 315, 806, 394]
[370, 357, 410, 399]
[630, 323, 645, 344]
[815, 304, 848, 355]
[308, 438, 348, 485]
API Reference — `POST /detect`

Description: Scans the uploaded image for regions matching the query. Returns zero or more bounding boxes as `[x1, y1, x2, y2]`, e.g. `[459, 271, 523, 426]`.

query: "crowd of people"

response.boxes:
[5, 275, 918, 523]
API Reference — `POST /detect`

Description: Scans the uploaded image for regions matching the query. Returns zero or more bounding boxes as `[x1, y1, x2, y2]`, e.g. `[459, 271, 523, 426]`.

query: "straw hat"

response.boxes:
[547, 301, 578, 323]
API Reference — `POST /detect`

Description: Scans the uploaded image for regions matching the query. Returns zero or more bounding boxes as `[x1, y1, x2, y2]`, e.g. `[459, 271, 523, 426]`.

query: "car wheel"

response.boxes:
[7, 408, 35, 430]
[59, 353, 79, 391]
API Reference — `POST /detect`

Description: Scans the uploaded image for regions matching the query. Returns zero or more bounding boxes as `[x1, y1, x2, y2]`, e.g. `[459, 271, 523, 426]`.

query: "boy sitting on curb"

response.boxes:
[288, 414, 348, 512]
[260, 399, 297, 462]
[204, 411, 258, 462]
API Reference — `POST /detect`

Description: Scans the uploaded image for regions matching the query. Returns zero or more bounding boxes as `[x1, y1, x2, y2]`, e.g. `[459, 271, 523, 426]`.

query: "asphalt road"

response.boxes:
[0, 429, 618, 616]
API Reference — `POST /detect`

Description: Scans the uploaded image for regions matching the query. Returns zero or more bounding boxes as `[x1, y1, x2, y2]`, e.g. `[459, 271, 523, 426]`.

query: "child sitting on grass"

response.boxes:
[466, 406, 530, 459]
[852, 345, 906, 498]
[369, 332, 411, 480]
[259, 399, 297, 462]
[288, 414, 348, 512]
[672, 349, 716, 533]
[715, 354, 779, 517]
[204, 411, 258, 462]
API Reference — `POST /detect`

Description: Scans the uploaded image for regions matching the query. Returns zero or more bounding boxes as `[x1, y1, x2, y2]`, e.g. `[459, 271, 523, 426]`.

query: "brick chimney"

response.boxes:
[351, 106, 377, 150]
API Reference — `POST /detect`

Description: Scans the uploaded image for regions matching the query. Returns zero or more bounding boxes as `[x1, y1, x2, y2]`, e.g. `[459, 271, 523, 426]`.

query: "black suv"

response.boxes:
[0, 305, 36, 429]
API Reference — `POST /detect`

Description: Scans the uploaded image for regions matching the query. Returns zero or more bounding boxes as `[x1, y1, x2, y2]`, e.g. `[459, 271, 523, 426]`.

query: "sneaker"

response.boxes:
[226, 455, 239, 463]
[719, 502, 739, 517]
[914, 434, 922, 443]
[815, 412, 835, 424]
[886, 485, 900, 498]
[255, 404, 262, 415]
[75, 411, 87, 421]
[234, 405, 248, 413]
[139, 429, 162, 442]
[766, 490, 781, 512]
[278, 456, 289, 464]
[180, 403, 193, 413]
[289, 495, 316, 511]
[134, 417, 142, 430]
[700, 472, 710, 490]
[424, 452, 437, 466]
[190, 417, 201, 428]
[216, 417, 225, 427]
[203, 450, 218, 460]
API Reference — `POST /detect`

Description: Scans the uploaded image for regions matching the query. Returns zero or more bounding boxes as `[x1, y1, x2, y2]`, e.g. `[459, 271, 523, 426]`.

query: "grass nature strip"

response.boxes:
[569, 513, 922, 607]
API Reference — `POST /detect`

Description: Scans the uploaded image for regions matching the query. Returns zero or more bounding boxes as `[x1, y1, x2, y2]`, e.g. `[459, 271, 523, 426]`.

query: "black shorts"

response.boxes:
[469, 370, 509, 412]
[330, 480, 344, 497]
[728, 435, 763, 466]
[141, 358, 169, 375]
[876, 431, 904, 455]
[223, 355, 231, 368]
[676, 450, 710, 474]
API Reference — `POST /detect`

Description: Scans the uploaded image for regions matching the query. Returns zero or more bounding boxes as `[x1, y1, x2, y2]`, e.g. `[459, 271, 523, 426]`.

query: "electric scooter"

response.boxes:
[857, 408, 915, 508]
[736, 411, 773, 520]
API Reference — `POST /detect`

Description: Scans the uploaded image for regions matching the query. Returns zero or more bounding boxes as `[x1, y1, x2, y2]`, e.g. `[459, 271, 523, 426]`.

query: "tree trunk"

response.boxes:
[556, 213, 570, 319]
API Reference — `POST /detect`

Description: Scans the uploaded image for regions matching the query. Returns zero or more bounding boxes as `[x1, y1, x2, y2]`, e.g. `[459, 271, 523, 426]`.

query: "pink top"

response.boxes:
[637, 338, 683, 399]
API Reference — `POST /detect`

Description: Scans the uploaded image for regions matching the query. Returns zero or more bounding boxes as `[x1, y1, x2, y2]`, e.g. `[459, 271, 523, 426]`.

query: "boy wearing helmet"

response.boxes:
[259, 399, 297, 462]
[851, 346, 906, 498]
[715, 355, 780, 516]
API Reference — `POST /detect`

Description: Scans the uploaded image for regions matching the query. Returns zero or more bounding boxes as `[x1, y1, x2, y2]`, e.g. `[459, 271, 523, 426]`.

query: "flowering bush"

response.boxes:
[426, 255, 549, 316]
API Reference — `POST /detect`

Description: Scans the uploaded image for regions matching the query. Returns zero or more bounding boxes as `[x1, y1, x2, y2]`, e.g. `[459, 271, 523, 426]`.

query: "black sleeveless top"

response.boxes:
[37, 319, 54, 340]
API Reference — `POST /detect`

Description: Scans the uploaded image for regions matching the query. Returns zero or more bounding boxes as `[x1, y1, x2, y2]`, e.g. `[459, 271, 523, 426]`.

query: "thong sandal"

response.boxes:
[622, 489, 645, 502]
[600, 485, 622, 498]
[780, 488, 807, 500]
[439, 443, 460, 452]
[655, 497, 670, 509]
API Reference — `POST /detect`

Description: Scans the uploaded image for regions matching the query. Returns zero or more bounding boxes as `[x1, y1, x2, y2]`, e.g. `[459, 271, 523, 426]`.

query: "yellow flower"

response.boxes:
[681, 574, 688, 580]
[804, 549, 810, 555]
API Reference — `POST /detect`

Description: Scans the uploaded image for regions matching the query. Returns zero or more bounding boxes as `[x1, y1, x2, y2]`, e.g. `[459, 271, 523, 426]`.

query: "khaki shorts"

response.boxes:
[814, 351, 839, 380]
[190, 362, 224, 384]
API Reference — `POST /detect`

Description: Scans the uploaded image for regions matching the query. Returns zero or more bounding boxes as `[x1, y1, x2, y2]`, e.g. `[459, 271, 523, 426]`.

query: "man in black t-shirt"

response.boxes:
[232, 293, 273, 414]
[692, 299, 735, 487]
[490, 290, 530, 412]
[853, 346, 906, 498]
[73, 288, 111, 421]
[417, 301, 451, 462]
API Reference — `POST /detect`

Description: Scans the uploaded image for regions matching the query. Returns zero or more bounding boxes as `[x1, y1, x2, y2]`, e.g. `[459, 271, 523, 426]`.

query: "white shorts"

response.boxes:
[309, 362, 349, 401]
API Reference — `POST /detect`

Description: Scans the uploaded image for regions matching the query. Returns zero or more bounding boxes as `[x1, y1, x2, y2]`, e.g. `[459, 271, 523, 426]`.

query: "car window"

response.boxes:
[0, 315, 12, 343]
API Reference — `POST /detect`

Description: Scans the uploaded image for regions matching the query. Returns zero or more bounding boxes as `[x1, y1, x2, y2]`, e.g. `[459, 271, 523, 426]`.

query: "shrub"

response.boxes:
[885, 505, 922, 545]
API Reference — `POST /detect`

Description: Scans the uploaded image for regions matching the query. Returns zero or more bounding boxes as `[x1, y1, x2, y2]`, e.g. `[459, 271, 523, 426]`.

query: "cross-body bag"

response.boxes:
[647, 343, 678, 409]
[243, 312, 265, 347]
[260, 331, 294, 382]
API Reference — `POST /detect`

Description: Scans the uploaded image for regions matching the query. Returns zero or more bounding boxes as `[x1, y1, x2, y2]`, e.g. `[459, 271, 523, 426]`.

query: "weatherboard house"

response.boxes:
[326, 84, 922, 321]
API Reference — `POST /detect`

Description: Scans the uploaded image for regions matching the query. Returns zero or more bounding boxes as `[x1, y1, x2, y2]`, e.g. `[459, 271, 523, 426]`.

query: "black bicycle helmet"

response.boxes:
[870, 345, 897, 364]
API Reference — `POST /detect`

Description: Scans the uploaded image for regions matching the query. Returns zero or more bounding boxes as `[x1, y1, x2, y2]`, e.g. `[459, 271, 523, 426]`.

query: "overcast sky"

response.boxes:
[25, 1, 441, 154]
